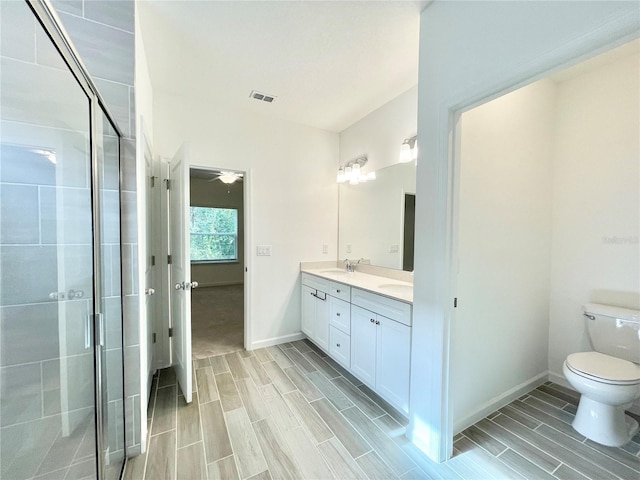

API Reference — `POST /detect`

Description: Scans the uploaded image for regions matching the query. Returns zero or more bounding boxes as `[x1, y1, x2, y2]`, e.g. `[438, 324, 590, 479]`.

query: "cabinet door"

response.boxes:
[315, 290, 330, 351]
[350, 305, 377, 388]
[376, 316, 411, 413]
[301, 285, 316, 338]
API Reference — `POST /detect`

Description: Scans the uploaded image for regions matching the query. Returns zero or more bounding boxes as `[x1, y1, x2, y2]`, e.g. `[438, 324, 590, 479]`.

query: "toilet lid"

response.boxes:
[566, 352, 640, 384]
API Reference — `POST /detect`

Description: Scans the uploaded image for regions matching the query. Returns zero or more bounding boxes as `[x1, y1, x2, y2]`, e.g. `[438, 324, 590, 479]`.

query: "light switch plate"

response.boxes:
[322, 244, 329, 254]
[389, 244, 399, 253]
[346, 244, 352, 254]
[256, 245, 272, 256]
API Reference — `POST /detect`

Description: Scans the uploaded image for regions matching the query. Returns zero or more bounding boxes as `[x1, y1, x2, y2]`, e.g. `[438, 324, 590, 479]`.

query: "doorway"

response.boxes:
[189, 168, 246, 359]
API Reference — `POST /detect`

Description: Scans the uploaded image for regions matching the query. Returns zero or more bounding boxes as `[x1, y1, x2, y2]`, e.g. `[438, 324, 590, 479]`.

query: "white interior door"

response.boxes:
[169, 144, 192, 403]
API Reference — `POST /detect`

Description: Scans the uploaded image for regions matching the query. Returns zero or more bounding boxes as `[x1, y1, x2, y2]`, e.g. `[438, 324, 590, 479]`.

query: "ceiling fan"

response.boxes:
[208, 171, 243, 184]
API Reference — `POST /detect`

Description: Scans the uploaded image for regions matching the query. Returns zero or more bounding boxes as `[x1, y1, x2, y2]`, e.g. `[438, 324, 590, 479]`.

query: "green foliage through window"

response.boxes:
[190, 207, 238, 262]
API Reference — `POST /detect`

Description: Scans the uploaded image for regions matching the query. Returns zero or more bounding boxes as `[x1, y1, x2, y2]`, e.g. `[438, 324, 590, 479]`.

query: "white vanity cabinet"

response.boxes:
[301, 275, 330, 351]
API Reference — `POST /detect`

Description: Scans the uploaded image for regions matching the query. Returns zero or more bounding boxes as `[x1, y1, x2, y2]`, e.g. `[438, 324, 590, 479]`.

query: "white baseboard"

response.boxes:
[453, 371, 548, 434]
[548, 370, 640, 415]
[249, 332, 306, 350]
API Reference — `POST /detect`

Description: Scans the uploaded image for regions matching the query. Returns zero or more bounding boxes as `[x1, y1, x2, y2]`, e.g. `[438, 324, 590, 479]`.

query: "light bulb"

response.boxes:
[411, 142, 418, 161]
[366, 171, 376, 181]
[349, 175, 359, 185]
[359, 174, 367, 183]
[345, 166, 352, 180]
[352, 162, 361, 177]
[337, 167, 346, 183]
[399, 141, 412, 163]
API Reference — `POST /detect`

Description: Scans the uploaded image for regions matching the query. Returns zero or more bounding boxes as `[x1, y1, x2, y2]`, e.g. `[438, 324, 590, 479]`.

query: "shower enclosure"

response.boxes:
[1, 1, 127, 479]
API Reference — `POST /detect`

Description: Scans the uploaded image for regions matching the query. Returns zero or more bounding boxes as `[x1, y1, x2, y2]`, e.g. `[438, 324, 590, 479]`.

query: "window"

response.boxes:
[190, 206, 238, 262]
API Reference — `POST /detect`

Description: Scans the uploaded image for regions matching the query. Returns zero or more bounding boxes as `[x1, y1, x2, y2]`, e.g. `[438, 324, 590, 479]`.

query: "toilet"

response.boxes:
[563, 303, 640, 447]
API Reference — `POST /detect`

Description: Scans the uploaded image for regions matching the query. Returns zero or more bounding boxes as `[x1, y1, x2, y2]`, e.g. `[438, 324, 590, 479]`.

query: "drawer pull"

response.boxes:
[336, 289, 341, 293]
[370, 318, 375, 323]
[375, 320, 380, 325]
[336, 343, 340, 347]
[336, 312, 341, 317]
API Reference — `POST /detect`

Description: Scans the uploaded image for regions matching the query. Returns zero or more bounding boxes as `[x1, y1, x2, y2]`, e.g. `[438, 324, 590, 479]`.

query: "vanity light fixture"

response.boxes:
[399, 135, 418, 163]
[337, 155, 376, 185]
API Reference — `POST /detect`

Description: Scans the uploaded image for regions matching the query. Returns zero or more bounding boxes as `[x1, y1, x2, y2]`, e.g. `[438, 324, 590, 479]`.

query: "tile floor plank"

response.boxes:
[322, 356, 363, 386]
[176, 442, 207, 479]
[200, 400, 233, 464]
[282, 426, 335, 479]
[254, 348, 274, 363]
[177, 393, 202, 448]
[341, 406, 415, 475]
[207, 455, 239, 480]
[537, 384, 579, 406]
[450, 436, 522, 480]
[280, 346, 317, 373]
[497, 448, 555, 480]
[307, 371, 354, 410]
[584, 438, 640, 472]
[262, 361, 296, 394]
[195, 366, 219, 404]
[332, 377, 385, 419]
[145, 430, 176, 480]
[317, 437, 368, 480]
[510, 399, 585, 441]
[151, 385, 177, 436]
[225, 408, 268, 479]
[247, 470, 272, 480]
[244, 355, 272, 386]
[226, 351, 250, 380]
[259, 384, 300, 432]
[491, 415, 618, 479]
[304, 351, 341, 379]
[310, 398, 371, 459]
[215, 372, 243, 412]
[283, 365, 323, 402]
[497, 403, 542, 430]
[357, 383, 410, 427]
[528, 388, 568, 408]
[461, 425, 508, 456]
[291, 340, 312, 354]
[266, 346, 295, 369]
[158, 368, 177, 388]
[356, 450, 399, 480]
[236, 378, 270, 423]
[210, 355, 230, 375]
[252, 418, 303, 480]
[373, 414, 405, 438]
[283, 390, 333, 444]
[553, 464, 590, 480]
[400, 468, 432, 480]
[302, 338, 328, 358]
[523, 396, 575, 424]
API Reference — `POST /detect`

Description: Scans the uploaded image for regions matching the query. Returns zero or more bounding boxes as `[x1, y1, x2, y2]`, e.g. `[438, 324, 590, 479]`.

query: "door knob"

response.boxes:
[189, 281, 199, 289]
[145, 288, 155, 296]
[175, 282, 184, 290]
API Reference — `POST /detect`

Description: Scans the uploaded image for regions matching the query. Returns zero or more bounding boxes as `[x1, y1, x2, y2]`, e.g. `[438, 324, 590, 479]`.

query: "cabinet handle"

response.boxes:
[370, 318, 375, 323]
[336, 343, 340, 347]
[375, 320, 380, 325]
[336, 289, 341, 293]
[336, 312, 341, 317]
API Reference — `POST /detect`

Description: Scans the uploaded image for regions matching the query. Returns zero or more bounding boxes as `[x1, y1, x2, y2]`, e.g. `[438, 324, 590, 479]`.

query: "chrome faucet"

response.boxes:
[343, 258, 363, 273]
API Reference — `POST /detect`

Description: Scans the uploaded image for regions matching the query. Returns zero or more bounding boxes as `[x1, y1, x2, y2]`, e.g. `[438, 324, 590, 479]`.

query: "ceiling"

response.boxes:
[138, 1, 429, 133]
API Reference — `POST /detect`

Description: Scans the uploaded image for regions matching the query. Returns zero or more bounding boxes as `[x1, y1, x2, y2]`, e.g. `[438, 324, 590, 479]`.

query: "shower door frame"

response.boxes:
[26, 0, 128, 478]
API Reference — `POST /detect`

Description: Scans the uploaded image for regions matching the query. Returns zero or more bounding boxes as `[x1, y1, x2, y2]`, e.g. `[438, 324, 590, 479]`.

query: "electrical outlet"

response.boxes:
[256, 245, 272, 256]
[322, 244, 329, 254]
[389, 244, 399, 253]
[346, 244, 352, 254]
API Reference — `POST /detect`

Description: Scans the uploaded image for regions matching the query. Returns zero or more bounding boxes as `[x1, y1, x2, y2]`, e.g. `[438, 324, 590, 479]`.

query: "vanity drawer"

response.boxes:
[301, 273, 330, 292]
[351, 288, 412, 326]
[329, 282, 351, 302]
[329, 326, 351, 369]
[329, 297, 351, 334]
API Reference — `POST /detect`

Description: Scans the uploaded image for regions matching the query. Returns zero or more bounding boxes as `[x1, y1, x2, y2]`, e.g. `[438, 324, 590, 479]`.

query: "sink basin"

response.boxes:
[318, 268, 351, 274]
[377, 283, 413, 294]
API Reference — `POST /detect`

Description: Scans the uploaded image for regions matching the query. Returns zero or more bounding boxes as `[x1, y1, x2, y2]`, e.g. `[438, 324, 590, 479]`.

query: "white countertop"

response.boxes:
[301, 267, 413, 304]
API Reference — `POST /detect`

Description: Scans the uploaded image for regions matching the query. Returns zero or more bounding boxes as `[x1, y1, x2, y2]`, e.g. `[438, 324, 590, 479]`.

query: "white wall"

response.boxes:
[453, 80, 556, 432]
[154, 91, 339, 348]
[547, 52, 640, 384]
[190, 176, 244, 287]
[339, 86, 417, 172]
[412, 0, 639, 461]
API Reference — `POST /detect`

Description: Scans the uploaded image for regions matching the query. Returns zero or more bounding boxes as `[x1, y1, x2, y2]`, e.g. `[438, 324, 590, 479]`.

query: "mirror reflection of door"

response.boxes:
[403, 193, 415, 272]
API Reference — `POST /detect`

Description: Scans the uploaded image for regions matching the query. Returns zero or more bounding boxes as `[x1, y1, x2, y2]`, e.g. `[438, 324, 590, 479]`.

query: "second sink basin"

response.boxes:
[319, 268, 351, 274]
[377, 283, 413, 294]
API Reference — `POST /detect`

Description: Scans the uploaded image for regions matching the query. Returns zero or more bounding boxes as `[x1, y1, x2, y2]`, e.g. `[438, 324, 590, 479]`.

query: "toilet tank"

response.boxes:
[584, 303, 640, 364]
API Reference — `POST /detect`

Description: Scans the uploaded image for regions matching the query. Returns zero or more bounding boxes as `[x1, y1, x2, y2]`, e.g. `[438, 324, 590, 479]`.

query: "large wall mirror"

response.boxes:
[338, 160, 416, 271]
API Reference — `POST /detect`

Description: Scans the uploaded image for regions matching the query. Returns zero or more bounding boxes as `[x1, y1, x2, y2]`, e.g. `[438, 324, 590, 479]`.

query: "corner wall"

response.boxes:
[547, 52, 640, 383]
[154, 91, 339, 348]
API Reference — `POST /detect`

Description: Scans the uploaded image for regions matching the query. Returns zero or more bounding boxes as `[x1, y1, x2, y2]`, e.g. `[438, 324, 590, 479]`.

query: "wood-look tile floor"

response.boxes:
[125, 340, 640, 480]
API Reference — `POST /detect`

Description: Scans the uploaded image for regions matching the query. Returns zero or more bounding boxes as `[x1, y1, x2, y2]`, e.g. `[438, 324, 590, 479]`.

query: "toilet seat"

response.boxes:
[566, 352, 640, 385]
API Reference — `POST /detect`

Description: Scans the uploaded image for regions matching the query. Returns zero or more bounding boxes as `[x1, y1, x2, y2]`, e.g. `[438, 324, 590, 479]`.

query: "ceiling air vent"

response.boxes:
[250, 90, 276, 103]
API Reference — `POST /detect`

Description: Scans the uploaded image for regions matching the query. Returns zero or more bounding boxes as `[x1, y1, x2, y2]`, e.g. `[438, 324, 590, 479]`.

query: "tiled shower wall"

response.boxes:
[52, 0, 142, 454]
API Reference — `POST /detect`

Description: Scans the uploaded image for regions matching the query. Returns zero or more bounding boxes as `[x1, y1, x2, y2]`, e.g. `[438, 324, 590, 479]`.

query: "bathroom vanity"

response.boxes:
[300, 265, 413, 414]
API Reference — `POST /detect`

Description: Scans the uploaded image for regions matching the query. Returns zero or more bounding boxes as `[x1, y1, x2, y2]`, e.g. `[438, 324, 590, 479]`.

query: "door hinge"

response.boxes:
[454, 297, 458, 308]
[168, 327, 174, 338]
[165, 179, 171, 190]
[150, 176, 156, 188]
[167, 255, 172, 264]
[152, 332, 157, 343]
[151, 255, 156, 266]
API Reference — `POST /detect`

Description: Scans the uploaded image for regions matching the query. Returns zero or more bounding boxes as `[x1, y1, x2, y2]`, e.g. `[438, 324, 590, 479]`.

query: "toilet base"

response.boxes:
[573, 396, 640, 447]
